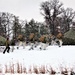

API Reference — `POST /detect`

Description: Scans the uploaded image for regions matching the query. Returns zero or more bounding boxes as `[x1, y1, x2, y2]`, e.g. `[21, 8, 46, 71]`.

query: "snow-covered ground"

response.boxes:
[0, 45, 75, 75]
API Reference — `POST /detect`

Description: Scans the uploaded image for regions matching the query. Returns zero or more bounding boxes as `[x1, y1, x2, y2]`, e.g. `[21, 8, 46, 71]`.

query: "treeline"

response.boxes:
[0, 12, 49, 40]
[0, 0, 75, 40]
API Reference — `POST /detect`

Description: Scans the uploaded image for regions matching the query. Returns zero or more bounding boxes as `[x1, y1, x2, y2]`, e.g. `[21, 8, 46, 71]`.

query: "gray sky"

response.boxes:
[0, 0, 75, 22]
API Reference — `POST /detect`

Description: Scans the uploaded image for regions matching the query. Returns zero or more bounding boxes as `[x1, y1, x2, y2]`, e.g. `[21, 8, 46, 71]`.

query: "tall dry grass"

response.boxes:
[0, 61, 74, 74]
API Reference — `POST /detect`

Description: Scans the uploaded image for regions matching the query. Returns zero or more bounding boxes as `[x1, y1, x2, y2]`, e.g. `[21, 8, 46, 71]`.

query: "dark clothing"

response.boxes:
[3, 46, 10, 53]
[3, 39, 10, 54]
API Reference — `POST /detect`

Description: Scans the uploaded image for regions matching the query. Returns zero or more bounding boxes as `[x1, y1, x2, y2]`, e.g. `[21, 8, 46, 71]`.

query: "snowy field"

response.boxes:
[0, 45, 75, 75]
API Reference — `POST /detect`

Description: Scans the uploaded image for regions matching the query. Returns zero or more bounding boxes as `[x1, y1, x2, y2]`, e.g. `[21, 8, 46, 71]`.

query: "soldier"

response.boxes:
[57, 32, 63, 47]
[39, 35, 47, 50]
[3, 37, 10, 54]
[58, 39, 63, 47]
[29, 33, 35, 50]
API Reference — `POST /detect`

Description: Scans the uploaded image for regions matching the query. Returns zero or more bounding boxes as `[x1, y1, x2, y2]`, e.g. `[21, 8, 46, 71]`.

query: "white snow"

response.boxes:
[0, 45, 75, 74]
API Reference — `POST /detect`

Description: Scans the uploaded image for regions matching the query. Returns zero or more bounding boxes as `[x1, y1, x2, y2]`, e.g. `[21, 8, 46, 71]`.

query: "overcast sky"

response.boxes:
[0, 0, 75, 22]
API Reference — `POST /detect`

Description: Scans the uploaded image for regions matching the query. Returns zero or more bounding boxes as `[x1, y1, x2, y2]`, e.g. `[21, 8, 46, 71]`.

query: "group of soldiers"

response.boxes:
[3, 33, 63, 54]
[28, 33, 63, 50]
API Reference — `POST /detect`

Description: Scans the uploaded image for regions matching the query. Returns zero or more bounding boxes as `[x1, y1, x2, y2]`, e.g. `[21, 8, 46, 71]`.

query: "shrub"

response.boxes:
[0, 36, 6, 46]
[62, 37, 75, 45]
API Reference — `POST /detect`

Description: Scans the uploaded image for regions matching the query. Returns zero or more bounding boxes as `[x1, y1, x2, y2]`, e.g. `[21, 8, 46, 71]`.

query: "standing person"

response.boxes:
[39, 35, 47, 50]
[58, 39, 63, 47]
[3, 37, 10, 54]
[29, 33, 35, 50]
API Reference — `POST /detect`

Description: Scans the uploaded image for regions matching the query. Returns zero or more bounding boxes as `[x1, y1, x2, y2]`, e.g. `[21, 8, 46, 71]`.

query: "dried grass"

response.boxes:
[0, 62, 74, 74]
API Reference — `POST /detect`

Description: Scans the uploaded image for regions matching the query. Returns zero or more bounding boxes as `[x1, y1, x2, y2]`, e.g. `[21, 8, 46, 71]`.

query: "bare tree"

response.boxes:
[61, 8, 75, 33]
[40, 0, 63, 35]
[0, 12, 14, 38]
[40, 0, 75, 35]
[0, 17, 5, 37]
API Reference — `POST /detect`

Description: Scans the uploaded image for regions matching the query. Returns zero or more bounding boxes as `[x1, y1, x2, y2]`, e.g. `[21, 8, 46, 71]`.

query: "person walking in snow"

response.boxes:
[3, 37, 10, 54]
